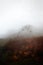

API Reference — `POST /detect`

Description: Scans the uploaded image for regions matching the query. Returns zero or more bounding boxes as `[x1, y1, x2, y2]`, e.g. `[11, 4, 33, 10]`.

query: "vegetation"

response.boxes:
[0, 36, 43, 65]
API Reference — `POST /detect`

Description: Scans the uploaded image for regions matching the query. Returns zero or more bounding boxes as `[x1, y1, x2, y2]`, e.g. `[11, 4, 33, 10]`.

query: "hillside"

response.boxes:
[0, 25, 43, 65]
[0, 36, 43, 65]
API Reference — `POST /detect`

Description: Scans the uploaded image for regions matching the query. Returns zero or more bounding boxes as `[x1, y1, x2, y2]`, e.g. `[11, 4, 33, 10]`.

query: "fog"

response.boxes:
[0, 0, 43, 38]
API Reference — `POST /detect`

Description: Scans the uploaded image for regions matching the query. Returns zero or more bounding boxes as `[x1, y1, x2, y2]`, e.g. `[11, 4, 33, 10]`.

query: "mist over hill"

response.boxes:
[8, 25, 43, 38]
[0, 25, 43, 46]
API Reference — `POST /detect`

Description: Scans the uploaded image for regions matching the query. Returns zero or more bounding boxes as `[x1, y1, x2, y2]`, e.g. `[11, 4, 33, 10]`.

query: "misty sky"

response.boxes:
[0, 0, 43, 38]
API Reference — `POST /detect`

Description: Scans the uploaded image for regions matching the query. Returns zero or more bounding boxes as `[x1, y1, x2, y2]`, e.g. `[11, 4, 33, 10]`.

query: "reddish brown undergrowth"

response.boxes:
[4, 37, 43, 60]
[0, 36, 43, 65]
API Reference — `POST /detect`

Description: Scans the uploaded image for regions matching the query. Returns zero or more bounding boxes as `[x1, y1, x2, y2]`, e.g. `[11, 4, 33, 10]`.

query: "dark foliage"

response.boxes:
[0, 37, 43, 65]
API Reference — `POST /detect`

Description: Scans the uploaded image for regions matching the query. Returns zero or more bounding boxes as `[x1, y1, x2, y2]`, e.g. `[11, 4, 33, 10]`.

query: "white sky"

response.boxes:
[0, 0, 43, 38]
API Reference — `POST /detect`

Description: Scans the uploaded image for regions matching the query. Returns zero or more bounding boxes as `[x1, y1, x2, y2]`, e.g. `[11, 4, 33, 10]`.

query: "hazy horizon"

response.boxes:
[0, 0, 43, 38]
